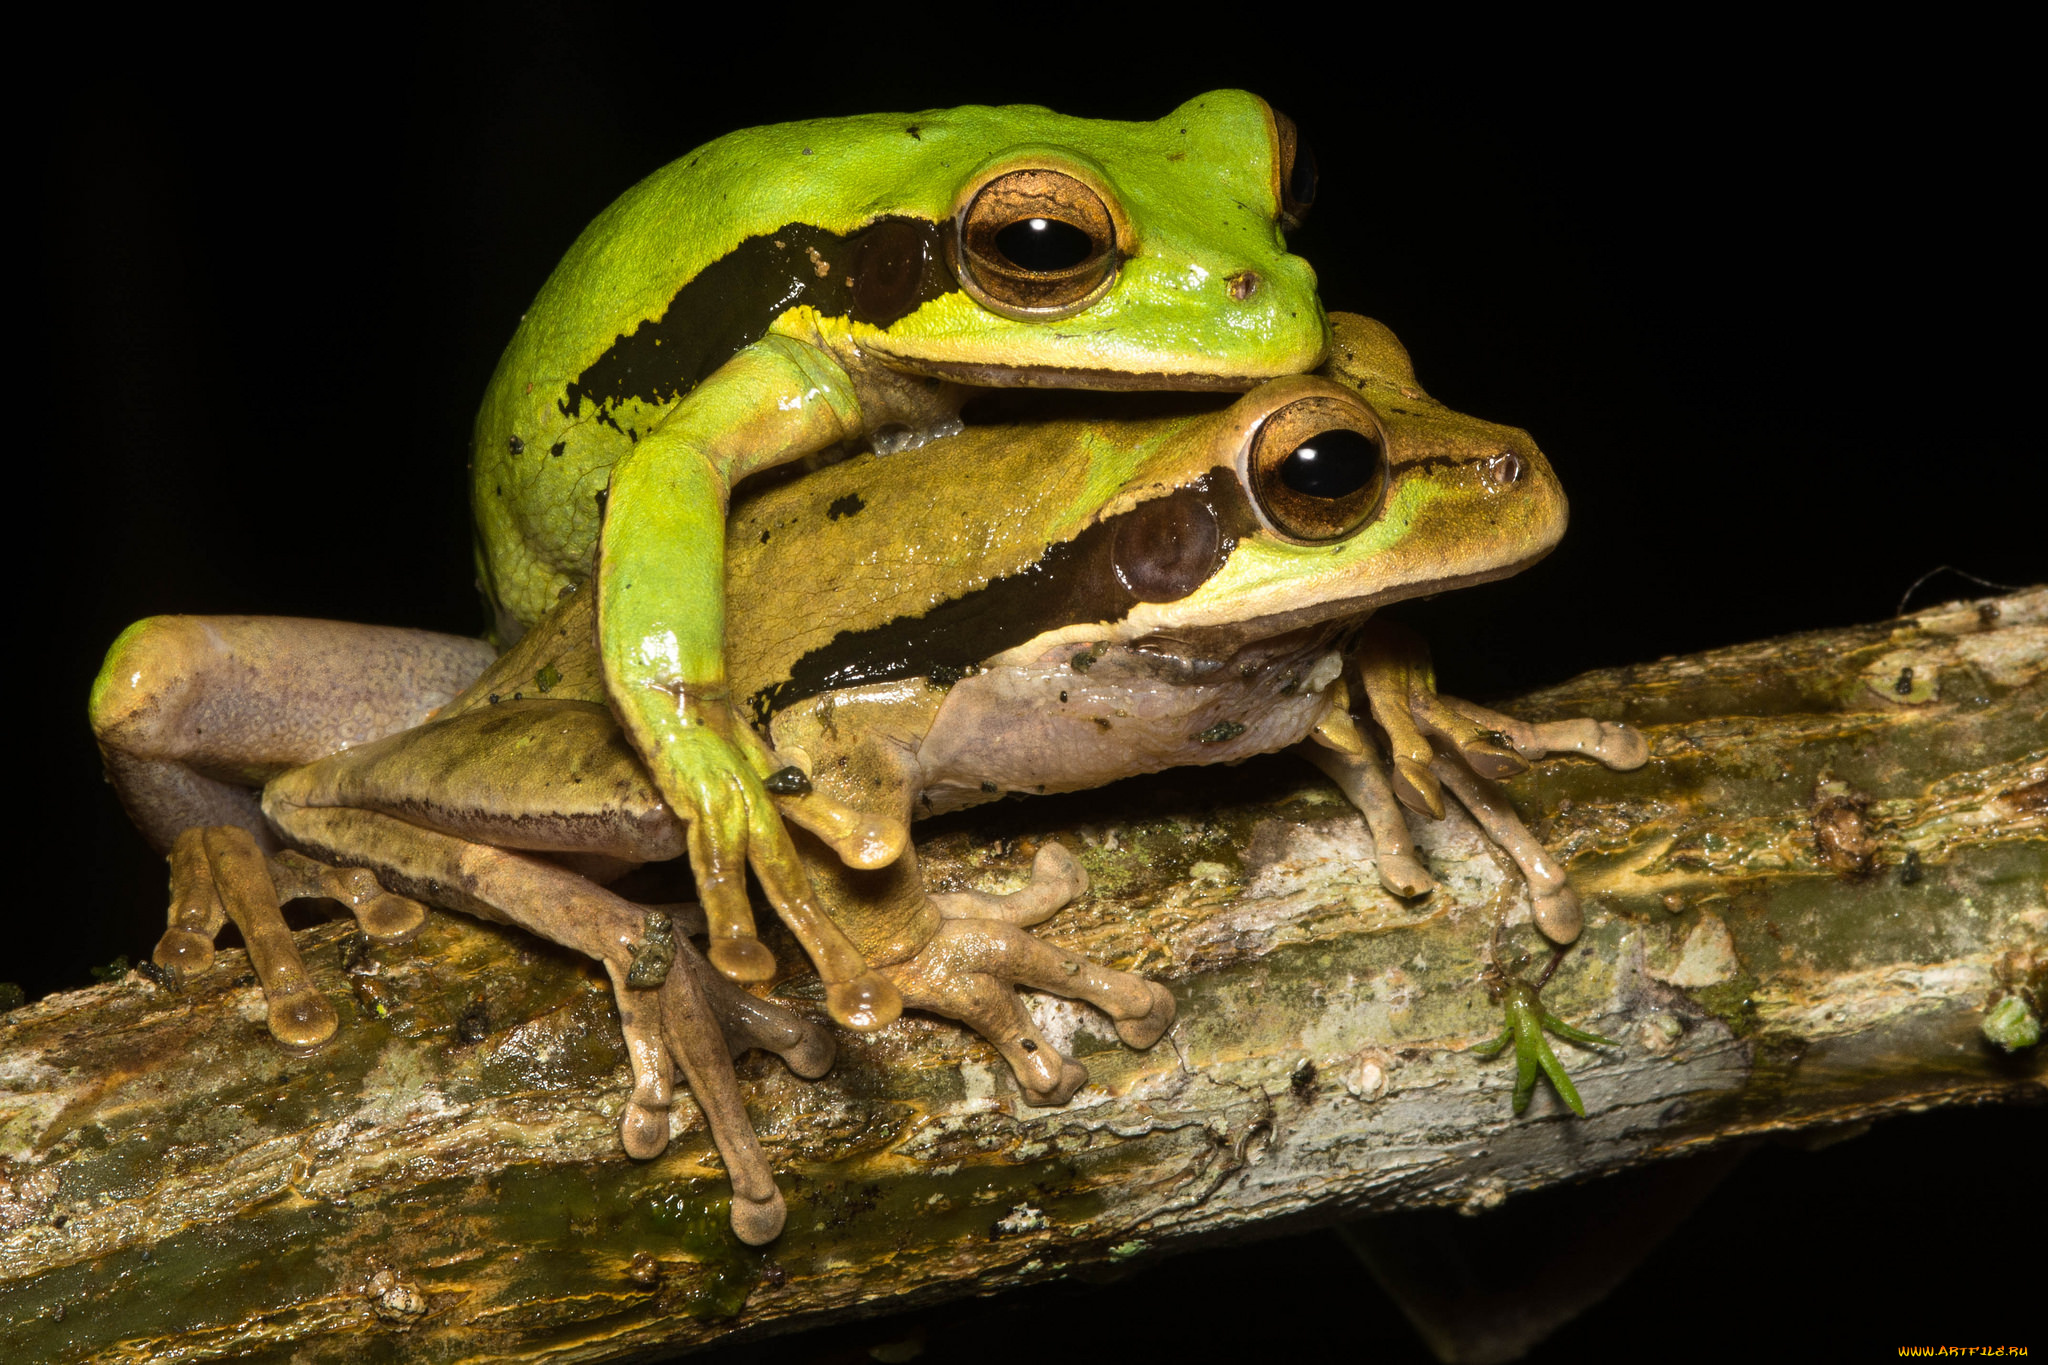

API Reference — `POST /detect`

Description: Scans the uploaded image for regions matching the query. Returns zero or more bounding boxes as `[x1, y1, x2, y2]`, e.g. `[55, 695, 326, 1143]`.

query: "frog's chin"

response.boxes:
[868, 352, 1264, 393]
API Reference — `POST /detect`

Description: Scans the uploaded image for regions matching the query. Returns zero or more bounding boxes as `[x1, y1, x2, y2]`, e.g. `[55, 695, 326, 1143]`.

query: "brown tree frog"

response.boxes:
[89, 315, 1645, 1239]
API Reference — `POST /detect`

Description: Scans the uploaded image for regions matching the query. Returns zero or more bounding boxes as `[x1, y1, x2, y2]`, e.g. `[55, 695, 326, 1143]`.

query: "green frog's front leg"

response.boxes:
[597, 335, 929, 1027]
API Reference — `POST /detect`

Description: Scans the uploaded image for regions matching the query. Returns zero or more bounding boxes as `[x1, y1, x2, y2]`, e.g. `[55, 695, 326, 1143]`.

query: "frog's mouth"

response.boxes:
[877, 354, 1266, 393]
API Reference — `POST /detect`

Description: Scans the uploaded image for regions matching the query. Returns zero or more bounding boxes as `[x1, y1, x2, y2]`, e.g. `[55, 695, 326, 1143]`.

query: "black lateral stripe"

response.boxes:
[558, 217, 955, 422]
[748, 473, 1254, 724]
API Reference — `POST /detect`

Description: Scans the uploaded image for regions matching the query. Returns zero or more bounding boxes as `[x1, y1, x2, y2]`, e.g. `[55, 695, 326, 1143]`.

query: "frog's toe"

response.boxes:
[157, 827, 230, 982]
[1457, 734, 1529, 780]
[351, 893, 427, 944]
[1593, 721, 1650, 770]
[1023, 1058, 1091, 1107]
[1300, 739, 1441, 899]
[1112, 979, 1177, 1050]
[266, 852, 430, 945]
[687, 953, 839, 1078]
[187, 826, 339, 1051]
[1374, 852, 1436, 899]
[655, 956, 789, 1242]
[776, 791, 909, 871]
[152, 926, 217, 980]
[827, 973, 903, 1031]
[266, 982, 339, 1051]
[729, 1186, 787, 1246]
[1533, 886, 1583, 944]
[778, 1025, 837, 1079]
[708, 934, 777, 983]
[620, 1101, 671, 1159]
[604, 960, 677, 1158]
[1443, 700, 1650, 773]
[930, 841, 1087, 926]
[1390, 756, 1446, 819]
[684, 812, 771, 983]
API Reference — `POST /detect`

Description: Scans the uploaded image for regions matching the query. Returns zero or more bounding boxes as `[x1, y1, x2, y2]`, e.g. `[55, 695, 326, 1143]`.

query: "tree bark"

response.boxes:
[4, 591, 2043, 1363]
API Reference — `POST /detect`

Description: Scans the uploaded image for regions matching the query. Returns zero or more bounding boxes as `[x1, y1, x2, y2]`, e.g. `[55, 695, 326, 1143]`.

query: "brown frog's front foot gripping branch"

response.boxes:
[879, 843, 1176, 1106]
[1312, 618, 1648, 944]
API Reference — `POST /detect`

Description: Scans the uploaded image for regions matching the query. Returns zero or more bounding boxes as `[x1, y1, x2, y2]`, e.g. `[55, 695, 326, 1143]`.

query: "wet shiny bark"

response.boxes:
[4, 591, 2043, 1363]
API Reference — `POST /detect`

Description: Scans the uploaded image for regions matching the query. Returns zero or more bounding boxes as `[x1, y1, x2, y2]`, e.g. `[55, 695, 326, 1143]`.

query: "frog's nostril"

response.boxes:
[1482, 452, 1525, 489]
[1226, 270, 1260, 302]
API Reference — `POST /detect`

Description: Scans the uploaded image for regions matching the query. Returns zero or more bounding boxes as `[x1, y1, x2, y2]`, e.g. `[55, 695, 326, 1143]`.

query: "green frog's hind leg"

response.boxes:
[880, 844, 1176, 1106]
[269, 803, 792, 1243]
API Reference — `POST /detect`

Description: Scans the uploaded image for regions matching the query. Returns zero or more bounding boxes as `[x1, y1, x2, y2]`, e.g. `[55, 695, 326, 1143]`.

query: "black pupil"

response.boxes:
[1289, 141, 1318, 208]
[994, 217, 1096, 272]
[1279, 428, 1378, 499]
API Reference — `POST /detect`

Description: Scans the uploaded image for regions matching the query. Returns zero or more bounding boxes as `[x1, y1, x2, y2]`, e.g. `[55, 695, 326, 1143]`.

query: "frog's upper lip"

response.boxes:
[874, 355, 1265, 393]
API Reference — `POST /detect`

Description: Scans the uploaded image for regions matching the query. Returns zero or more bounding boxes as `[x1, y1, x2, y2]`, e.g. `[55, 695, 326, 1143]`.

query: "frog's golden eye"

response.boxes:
[1272, 109, 1317, 233]
[952, 168, 1122, 318]
[1245, 396, 1387, 542]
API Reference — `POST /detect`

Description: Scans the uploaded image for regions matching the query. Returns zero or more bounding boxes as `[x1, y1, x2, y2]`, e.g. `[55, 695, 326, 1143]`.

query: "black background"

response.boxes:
[26, 8, 2041, 1360]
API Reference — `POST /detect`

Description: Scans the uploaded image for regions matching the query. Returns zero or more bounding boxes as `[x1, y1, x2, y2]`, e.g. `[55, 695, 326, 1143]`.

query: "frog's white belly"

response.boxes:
[913, 628, 1344, 815]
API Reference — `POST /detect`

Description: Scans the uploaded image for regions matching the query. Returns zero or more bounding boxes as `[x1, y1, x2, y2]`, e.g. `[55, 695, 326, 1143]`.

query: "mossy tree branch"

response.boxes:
[4, 592, 2043, 1362]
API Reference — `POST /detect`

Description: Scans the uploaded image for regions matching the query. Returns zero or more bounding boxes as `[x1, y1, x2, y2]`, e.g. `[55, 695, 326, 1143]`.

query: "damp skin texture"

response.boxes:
[87, 315, 1646, 1246]
[470, 94, 1330, 1000]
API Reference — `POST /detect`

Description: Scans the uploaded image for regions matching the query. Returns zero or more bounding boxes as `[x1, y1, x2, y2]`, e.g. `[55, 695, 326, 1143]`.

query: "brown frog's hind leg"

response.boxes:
[679, 948, 837, 1080]
[873, 844, 1176, 1107]
[156, 827, 337, 1048]
[653, 955, 789, 1243]
[93, 615, 492, 1034]
[269, 803, 792, 1244]
[91, 615, 498, 853]
[156, 831, 429, 1049]
[267, 851, 431, 947]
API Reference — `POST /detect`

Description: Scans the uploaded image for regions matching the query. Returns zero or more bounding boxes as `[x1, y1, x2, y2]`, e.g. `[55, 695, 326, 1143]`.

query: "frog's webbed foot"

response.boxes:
[883, 842, 1175, 1106]
[1313, 618, 1648, 944]
[153, 828, 431, 1051]
[1474, 951, 1620, 1118]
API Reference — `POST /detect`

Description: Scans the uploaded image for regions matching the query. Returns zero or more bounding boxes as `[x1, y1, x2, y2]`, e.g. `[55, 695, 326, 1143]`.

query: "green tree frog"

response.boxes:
[469, 92, 1329, 1005]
